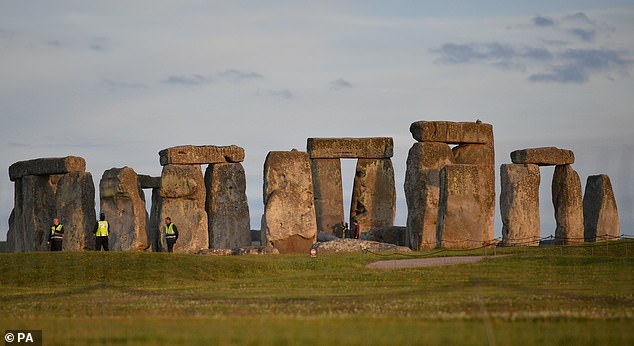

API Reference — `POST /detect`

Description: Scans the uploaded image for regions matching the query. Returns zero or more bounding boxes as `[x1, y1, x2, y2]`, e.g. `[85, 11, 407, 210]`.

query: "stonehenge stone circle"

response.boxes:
[437, 164, 484, 248]
[552, 165, 584, 244]
[262, 151, 317, 253]
[350, 158, 396, 234]
[159, 145, 245, 166]
[159, 164, 208, 252]
[204, 163, 251, 249]
[310, 158, 344, 236]
[409, 121, 493, 144]
[404, 142, 454, 249]
[500, 164, 541, 246]
[55, 172, 97, 251]
[583, 174, 619, 242]
[9, 156, 86, 181]
[307, 137, 394, 159]
[511, 147, 574, 166]
[99, 167, 149, 251]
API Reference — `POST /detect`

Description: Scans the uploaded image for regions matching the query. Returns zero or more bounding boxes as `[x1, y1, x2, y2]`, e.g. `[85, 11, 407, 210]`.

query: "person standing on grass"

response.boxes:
[94, 213, 110, 251]
[164, 217, 179, 253]
[352, 219, 360, 239]
[49, 217, 64, 251]
[343, 222, 349, 239]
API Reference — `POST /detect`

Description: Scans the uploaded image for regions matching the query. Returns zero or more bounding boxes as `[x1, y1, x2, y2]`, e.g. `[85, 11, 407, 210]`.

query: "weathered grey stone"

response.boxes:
[307, 137, 394, 159]
[437, 164, 484, 249]
[149, 187, 162, 251]
[55, 172, 96, 251]
[409, 121, 493, 144]
[0, 241, 9, 253]
[453, 143, 496, 244]
[204, 163, 251, 249]
[511, 147, 575, 166]
[404, 142, 453, 250]
[159, 164, 208, 252]
[99, 167, 149, 251]
[500, 164, 541, 246]
[360, 226, 407, 247]
[552, 165, 584, 245]
[159, 145, 244, 166]
[350, 158, 396, 234]
[310, 159, 344, 236]
[9, 156, 86, 181]
[262, 151, 317, 254]
[583, 175, 620, 242]
[137, 175, 161, 189]
[316, 238, 411, 254]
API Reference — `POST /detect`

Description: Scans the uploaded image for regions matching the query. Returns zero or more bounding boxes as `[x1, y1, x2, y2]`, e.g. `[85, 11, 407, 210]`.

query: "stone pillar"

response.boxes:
[350, 158, 396, 234]
[204, 162, 251, 249]
[583, 175, 619, 242]
[437, 164, 484, 249]
[552, 165, 584, 245]
[99, 167, 149, 251]
[55, 172, 96, 251]
[310, 159, 344, 236]
[149, 187, 162, 251]
[500, 164, 541, 246]
[159, 164, 208, 253]
[262, 151, 317, 253]
[404, 142, 453, 249]
[453, 143, 495, 245]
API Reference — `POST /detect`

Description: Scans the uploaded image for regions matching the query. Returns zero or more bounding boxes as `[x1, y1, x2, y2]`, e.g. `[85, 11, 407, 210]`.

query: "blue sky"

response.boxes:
[1, 1, 633, 240]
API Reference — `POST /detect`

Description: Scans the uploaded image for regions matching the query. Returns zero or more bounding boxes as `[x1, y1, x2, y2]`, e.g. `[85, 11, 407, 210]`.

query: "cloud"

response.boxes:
[533, 16, 555, 27]
[330, 78, 352, 90]
[528, 65, 587, 84]
[99, 79, 148, 92]
[528, 49, 632, 84]
[569, 28, 596, 42]
[163, 69, 263, 86]
[259, 89, 294, 99]
[89, 37, 111, 51]
[563, 12, 593, 25]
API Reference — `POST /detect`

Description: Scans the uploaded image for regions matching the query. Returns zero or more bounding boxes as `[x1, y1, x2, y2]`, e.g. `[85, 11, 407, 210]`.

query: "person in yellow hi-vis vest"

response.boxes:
[49, 217, 64, 251]
[94, 213, 110, 251]
[164, 217, 179, 253]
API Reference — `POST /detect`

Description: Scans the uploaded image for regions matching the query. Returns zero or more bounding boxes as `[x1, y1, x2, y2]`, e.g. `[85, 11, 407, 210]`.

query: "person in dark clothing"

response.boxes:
[164, 217, 179, 253]
[352, 219, 360, 239]
[343, 222, 350, 239]
[94, 213, 110, 251]
[49, 218, 64, 251]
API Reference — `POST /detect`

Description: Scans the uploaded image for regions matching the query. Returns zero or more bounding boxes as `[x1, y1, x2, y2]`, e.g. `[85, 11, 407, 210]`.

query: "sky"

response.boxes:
[1, 1, 633, 241]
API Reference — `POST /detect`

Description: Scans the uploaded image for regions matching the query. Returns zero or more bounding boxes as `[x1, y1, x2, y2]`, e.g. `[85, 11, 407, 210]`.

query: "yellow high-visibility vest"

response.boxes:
[96, 220, 109, 236]
[165, 223, 176, 238]
[51, 224, 63, 240]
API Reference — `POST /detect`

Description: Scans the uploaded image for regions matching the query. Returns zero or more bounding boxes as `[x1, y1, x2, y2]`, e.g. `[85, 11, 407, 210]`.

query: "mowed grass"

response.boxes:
[0, 241, 633, 345]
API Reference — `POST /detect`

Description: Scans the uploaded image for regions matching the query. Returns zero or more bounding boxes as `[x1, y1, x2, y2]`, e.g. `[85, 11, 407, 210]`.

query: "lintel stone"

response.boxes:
[159, 145, 245, 166]
[138, 175, 161, 189]
[9, 156, 86, 181]
[409, 121, 493, 144]
[307, 137, 393, 159]
[511, 147, 574, 166]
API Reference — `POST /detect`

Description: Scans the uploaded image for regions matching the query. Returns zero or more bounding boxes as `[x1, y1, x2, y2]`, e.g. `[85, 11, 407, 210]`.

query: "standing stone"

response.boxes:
[204, 163, 251, 249]
[99, 167, 149, 251]
[404, 142, 453, 249]
[552, 165, 584, 245]
[583, 175, 619, 242]
[453, 143, 496, 244]
[511, 147, 575, 166]
[307, 137, 393, 159]
[310, 159, 344, 236]
[262, 151, 317, 253]
[149, 187, 162, 251]
[55, 172, 96, 251]
[350, 158, 396, 234]
[159, 164, 208, 253]
[500, 164, 541, 246]
[437, 164, 484, 248]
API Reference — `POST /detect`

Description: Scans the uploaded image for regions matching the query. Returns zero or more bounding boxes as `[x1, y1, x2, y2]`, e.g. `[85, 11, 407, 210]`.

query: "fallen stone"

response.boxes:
[196, 246, 279, 256]
[317, 231, 339, 242]
[137, 175, 161, 189]
[9, 156, 85, 181]
[350, 158, 396, 234]
[404, 142, 454, 250]
[55, 172, 97, 251]
[99, 167, 149, 251]
[310, 159, 344, 236]
[205, 163, 251, 249]
[159, 164, 208, 252]
[552, 165, 584, 245]
[453, 143, 496, 244]
[511, 147, 575, 166]
[262, 151, 317, 254]
[409, 121, 493, 144]
[437, 164, 484, 249]
[360, 226, 407, 247]
[500, 164, 541, 246]
[583, 175, 619, 242]
[315, 238, 411, 253]
[307, 137, 393, 159]
[159, 145, 245, 166]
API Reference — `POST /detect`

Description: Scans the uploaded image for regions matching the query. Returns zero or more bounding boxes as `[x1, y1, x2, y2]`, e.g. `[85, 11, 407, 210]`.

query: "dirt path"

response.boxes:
[366, 255, 508, 270]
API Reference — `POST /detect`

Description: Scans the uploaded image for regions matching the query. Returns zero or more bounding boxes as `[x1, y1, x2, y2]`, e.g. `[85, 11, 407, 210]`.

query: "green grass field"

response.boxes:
[1, 242, 633, 345]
